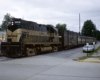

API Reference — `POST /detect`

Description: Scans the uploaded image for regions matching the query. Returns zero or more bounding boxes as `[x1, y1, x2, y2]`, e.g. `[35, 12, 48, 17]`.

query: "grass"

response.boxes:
[78, 46, 100, 60]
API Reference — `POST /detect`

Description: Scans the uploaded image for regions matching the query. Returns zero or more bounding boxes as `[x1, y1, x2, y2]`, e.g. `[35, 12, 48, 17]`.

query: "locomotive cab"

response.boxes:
[1, 18, 60, 57]
[1, 18, 22, 57]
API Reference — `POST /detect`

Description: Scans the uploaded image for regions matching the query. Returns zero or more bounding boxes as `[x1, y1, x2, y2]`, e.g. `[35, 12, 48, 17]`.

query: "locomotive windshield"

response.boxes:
[7, 21, 21, 32]
[7, 18, 21, 32]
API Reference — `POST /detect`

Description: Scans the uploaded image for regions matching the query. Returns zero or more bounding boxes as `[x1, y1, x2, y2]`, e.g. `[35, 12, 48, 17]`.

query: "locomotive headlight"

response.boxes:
[12, 22, 14, 25]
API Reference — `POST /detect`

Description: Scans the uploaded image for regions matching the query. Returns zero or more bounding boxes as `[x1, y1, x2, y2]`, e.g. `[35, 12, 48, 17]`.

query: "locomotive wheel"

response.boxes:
[53, 46, 58, 52]
[26, 48, 37, 56]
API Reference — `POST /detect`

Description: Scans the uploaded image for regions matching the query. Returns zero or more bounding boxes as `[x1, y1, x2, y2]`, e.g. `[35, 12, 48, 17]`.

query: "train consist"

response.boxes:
[1, 18, 97, 57]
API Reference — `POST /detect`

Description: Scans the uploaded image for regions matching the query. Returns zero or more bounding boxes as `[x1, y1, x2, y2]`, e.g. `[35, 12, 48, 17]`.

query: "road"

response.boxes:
[0, 42, 100, 80]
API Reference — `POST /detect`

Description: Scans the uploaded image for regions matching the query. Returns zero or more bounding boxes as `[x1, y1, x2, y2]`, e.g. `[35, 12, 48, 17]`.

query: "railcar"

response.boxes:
[1, 18, 60, 57]
[58, 29, 79, 49]
[58, 29, 97, 49]
[78, 36, 97, 46]
[78, 36, 86, 45]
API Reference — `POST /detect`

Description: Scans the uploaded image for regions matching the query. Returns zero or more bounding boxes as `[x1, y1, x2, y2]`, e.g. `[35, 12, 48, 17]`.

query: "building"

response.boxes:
[0, 30, 6, 43]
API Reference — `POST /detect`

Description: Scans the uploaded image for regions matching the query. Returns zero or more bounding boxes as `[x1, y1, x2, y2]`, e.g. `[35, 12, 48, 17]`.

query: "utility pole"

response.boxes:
[79, 13, 81, 35]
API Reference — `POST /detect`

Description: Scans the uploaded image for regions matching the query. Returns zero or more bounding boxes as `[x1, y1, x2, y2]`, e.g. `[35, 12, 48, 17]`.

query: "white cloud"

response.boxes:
[0, 0, 100, 32]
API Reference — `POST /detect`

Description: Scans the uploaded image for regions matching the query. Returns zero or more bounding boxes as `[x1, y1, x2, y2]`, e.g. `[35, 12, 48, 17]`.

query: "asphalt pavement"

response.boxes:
[0, 42, 100, 80]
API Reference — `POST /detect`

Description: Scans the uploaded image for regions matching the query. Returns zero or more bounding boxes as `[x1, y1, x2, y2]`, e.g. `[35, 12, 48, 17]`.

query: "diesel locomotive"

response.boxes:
[1, 18, 60, 57]
[1, 18, 97, 57]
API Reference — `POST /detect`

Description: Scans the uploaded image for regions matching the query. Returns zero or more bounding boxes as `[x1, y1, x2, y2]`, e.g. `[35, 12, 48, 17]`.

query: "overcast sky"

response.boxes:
[0, 0, 100, 32]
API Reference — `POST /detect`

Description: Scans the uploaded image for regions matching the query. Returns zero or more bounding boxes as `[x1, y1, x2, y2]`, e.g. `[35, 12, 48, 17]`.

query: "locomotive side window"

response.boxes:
[28, 24, 31, 30]
[15, 21, 21, 25]
[54, 30, 57, 35]
[44, 25, 47, 32]
[32, 24, 34, 30]
[34, 24, 38, 31]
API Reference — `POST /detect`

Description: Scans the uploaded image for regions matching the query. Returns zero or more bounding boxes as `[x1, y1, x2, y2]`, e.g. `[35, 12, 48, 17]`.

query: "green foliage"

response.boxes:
[81, 20, 97, 37]
[47, 24, 54, 27]
[96, 30, 100, 40]
[56, 23, 67, 30]
[1, 13, 12, 30]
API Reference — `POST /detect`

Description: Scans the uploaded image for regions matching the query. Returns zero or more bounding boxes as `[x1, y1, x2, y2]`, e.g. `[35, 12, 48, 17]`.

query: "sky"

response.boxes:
[0, 0, 100, 32]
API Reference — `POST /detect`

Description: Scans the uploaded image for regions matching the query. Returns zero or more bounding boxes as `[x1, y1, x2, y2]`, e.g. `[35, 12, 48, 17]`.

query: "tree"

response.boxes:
[56, 23, 67, 30]
[81, 20, 97, 37]
[96, 30, 100, 40]
[1, 13, 12, 30]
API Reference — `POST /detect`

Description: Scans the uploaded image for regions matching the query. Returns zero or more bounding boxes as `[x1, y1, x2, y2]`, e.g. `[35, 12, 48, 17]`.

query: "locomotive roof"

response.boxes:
[11, 18, 53, 27]
[10, 18, 58, 31]
[78, 35, 96, 38]
[11, 18, 37, 24]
